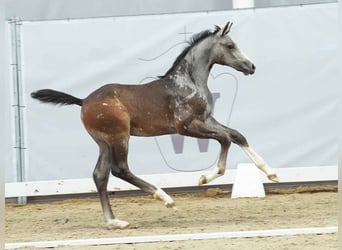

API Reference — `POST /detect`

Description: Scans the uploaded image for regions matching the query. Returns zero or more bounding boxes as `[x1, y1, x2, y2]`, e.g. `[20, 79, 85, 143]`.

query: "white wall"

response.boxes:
[6, 0, 336, 21]
[5, 3, 338, 183]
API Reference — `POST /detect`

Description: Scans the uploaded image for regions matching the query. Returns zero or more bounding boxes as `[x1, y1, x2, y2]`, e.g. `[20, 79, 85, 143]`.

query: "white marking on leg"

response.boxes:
[153, 188, 176, 208]
[199, 167, 224, 185]
[106, 218, 130, 229]
[242, 146, 279, 182]
[199, 147, 227, 185]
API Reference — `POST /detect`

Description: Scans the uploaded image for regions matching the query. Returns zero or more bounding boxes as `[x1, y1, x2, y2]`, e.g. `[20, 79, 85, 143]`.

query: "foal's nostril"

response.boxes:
[251, 64, 256, 70]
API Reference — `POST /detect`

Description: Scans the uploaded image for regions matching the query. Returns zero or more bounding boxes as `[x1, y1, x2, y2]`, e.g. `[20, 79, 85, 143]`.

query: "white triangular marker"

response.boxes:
[231, 163, 265, 199]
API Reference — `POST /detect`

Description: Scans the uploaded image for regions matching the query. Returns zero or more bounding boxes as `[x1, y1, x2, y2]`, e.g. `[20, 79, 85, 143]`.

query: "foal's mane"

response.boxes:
[160, 26, 220, 78]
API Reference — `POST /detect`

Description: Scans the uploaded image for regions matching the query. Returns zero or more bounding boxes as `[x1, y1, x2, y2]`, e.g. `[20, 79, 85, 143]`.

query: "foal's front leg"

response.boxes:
[241, 146, 279, 182]
[176, 117, 231, 185]
[222, 127, 279, 182]
[198, 137, 230, 185]
[183, 117, 279, 185]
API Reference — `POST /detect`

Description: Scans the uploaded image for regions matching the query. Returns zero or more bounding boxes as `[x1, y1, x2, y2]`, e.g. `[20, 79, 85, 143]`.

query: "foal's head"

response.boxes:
[211, 22, 255, 75]
[161, 22, 255, 79]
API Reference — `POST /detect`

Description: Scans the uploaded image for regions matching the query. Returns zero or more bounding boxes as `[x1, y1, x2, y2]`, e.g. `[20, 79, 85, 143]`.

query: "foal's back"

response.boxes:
[81, 82, 177, 137]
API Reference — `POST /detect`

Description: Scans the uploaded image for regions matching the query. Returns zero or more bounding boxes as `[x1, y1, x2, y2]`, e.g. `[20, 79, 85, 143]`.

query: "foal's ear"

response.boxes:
[214, 25, 221, 34]
[221, 21, 233, 36]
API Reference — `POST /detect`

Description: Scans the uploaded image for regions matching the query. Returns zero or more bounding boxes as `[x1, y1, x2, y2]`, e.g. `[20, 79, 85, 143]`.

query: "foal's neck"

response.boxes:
[170, 40, 214, 89]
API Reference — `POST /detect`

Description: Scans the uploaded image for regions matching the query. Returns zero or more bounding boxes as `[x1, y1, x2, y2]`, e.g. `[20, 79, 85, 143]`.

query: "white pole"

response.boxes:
[233, 0, 255, 9]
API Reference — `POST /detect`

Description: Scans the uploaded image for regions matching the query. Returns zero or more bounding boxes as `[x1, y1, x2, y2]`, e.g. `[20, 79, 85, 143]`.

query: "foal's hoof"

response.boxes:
[165, 201, 178, 211]
[268, 174, 279, 182]
[106, 219, 130, 229]
[198, 175, 207, 186]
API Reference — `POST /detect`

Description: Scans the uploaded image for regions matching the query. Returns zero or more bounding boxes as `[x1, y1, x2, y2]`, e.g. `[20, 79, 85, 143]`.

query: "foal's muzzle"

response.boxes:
[242, 61, 256, 75]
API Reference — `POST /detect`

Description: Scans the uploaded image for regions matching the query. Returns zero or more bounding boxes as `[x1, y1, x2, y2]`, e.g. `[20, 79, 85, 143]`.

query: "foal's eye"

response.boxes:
[227, 44, 235, 50]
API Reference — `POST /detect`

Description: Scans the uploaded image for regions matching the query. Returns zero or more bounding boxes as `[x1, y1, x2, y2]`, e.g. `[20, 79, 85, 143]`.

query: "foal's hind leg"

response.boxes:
[109, 135, 176, 209]
[92, 141, 129, 229]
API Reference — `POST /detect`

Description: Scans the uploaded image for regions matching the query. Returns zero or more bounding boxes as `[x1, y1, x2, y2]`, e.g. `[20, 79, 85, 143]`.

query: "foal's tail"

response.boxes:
[31, 89, 83, 106]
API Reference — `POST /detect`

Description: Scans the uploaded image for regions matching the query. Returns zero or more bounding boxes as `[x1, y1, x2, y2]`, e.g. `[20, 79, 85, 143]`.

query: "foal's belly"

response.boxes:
[129, 110, 177, 137]
[130, 125, 177, 137]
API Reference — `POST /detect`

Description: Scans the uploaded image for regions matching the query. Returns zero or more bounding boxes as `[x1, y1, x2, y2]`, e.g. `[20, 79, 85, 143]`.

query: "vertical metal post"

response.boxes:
[1, 0, 6, 244]
[10, 18, 27, 204]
